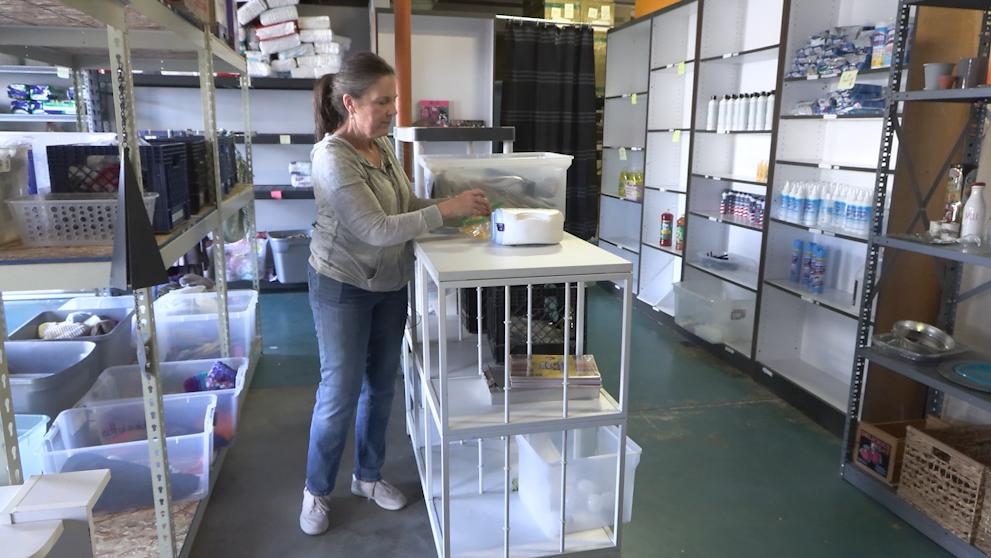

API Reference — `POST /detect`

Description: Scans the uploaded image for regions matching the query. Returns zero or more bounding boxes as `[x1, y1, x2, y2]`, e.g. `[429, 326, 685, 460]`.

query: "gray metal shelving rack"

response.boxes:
[840, 1, 991, 556]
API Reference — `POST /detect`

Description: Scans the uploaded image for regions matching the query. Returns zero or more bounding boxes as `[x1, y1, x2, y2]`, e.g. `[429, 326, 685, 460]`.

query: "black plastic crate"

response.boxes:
[217, 135, 236, 196]
[486, 284, 578, 362]
[460, 288, 488, 334]
[47, 143, 191, 233]
[149, 137, 209, 214]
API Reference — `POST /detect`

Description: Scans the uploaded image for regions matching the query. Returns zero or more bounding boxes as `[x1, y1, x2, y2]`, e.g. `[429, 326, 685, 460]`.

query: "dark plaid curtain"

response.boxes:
[502, 22, 598, 240]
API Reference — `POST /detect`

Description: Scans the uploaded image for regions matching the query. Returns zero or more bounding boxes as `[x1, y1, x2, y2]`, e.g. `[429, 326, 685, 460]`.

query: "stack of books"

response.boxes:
[483, 354, 602, 405]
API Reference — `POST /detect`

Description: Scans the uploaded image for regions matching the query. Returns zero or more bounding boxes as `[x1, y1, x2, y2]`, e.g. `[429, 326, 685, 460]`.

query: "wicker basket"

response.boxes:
[7, 193, 158, 247]
[897, 425, 991, 543]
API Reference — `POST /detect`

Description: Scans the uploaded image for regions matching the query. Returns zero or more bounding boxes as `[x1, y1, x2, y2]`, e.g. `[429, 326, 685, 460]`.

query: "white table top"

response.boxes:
[0, 520, 64, 558]
[414, 232, 633, 284]
[6, 471, 111, 515]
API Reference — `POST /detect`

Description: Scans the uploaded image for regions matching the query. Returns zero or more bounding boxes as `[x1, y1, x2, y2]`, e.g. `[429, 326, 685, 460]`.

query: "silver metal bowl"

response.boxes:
[891, 320, 956, 352]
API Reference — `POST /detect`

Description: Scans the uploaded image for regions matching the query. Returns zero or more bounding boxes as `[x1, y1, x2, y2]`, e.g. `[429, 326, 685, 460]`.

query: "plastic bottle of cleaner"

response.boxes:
[717, 95, 729, 132]
[803, 183, 821, 227]
[810, 244, 828, 295]
[764, 91, 775, 130]
[773, 181, 787, 218]
[789, 239, 804, 282]
[738, 94, 749, 131]
[747, 93, 758, 131]
[706, 96, 718, 131]
[660, 210, 674, 247]
[845, 188, 860, 233]
[818, 183, 834, 228]
[792, 182, 806, 223]
[833, 186, 848, 231]
[755, 92, 768, 132]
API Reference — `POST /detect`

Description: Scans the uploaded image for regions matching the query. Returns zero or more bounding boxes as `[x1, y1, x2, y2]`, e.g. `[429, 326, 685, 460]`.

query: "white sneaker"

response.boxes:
[300, 487, 331, 535]
[351, 475, 407, 511]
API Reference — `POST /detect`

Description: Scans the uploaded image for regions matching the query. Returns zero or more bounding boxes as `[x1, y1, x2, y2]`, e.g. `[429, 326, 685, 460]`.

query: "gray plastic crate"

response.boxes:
[269, 230, 311, 284]
[6, 340, 98, 418]
[8, 307, 135, 372]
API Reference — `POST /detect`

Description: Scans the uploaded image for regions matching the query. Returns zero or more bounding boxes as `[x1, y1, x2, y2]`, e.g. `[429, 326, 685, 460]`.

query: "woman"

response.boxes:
[301, 52, 490, 536]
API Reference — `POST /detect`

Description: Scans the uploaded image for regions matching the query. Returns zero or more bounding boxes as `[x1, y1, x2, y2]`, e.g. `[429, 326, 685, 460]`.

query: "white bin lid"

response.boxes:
[417, 152, 574, 173]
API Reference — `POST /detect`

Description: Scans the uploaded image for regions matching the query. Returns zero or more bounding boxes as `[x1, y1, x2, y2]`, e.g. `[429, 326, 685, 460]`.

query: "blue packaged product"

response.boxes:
[811, 244, 828, 295]
[10, 100, 41, 114]
[6, 84, 30, 100]
[801, 242, 816, 288]
[789, 239, 804, 283]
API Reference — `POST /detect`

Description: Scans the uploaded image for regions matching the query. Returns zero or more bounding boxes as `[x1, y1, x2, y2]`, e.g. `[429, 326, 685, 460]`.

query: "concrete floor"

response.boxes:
[0, 289, 950, 556]
[181, 289, 950, 558]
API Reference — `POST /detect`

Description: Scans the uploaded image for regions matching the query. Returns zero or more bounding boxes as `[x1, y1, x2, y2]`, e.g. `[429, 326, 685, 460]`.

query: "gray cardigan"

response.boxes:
[308, 134, 442, 292]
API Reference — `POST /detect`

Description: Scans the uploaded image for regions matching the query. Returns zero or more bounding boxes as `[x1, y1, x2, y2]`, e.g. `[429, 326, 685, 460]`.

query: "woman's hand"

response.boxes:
[437, 189, 491, 219]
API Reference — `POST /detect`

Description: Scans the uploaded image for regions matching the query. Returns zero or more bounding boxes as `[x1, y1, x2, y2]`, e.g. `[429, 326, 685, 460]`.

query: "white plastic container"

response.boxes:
[673, 277, 755, 346]
[42, 394, 217, 512]
[15, 414, 49, 479]
[6, 193, 158, 246]
[77, 358, 248, 449]
[419, 153, 574, 213]
[59, 295, 135, 311]
[150, 290, 258, 361]
[7, 340, 98, 418]
[517, 426, 641, 538]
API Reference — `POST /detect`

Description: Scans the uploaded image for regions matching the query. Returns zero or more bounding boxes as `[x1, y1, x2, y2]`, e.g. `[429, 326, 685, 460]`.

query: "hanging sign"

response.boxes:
[619, 147, 628, 161]
[677, 61, 686, 76]
[672, 130, 682, 143]
[838, 69, 858, 91]
[631, 93, 638, 105]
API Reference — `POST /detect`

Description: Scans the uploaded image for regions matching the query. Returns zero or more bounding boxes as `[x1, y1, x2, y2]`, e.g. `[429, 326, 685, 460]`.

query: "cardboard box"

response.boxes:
[854, 418, 947, 485]
[581, 0, 615, 26]
[165, 0, 211, 26]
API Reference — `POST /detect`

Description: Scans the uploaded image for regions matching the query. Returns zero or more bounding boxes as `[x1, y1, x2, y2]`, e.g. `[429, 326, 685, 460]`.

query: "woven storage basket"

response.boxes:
[897, 425, 991, 543]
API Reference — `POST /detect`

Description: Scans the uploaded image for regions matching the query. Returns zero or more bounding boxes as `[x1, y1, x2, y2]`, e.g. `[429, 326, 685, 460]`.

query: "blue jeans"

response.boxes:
[305, 264, 408, 496]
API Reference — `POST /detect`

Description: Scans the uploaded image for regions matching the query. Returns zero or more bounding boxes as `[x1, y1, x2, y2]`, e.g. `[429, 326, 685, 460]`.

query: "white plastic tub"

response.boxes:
[7, 340, 98, 418]
[150, 290, 258, 361]
[42, 393, 217, 512]
[517, 426, 641, 538]
[673, 277, 755, 346]
[59, 295, 134, 311]
[419, 153, 573, 213]
[77, 358, 247, 448]
[8, 307, 135, 372]
[15, 414, 49, 479]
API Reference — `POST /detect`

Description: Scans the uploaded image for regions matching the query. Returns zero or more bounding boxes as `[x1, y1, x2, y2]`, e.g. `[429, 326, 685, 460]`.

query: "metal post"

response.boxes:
[559, 283, 572, 552]
[526, 284, 533, 356]
[109, 22, 176, 557]
[239, 73, 261, 346]
[0, 297, 23, 486]
[456, 289, 463, 342]
[71, 70, 89, 132]
[476, 286, 483, 377]
[438, 286, 450, 558]
[133, 289, 178, 557]
[200, 29, 232, 359]
[503, 285, 511, 558]
[577, 282, 585, 355]
[611, 277, 633, 549]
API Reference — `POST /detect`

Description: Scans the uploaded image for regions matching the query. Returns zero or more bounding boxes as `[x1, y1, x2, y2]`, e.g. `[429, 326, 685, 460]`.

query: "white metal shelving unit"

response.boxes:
[0, 2, 260, 557]
[754, 0, 899, 412]
[404, 233, 633, 558]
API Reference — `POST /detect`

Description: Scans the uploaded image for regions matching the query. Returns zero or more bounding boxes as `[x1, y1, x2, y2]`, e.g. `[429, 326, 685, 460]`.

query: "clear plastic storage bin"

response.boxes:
[16, 414, 49, 479]
[517, 426, 641, 538]
[673, 277, 756, 347]
[77, 358, 247, 448]
[419, 153, 573, 213]
[42, 393, 217, 512]
[7, 340, 98, 418]
[59, 295, 134, 311]
[150, 290, 258, 361]
[8, 307, 135, 372]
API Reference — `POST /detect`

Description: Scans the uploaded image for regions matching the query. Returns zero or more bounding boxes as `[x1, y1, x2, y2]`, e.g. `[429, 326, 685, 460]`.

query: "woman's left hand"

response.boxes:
[438, 189, 492, 219]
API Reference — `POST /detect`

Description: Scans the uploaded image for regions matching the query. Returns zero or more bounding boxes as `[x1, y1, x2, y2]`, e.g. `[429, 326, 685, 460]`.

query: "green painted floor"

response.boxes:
[198, 287, 950, 558]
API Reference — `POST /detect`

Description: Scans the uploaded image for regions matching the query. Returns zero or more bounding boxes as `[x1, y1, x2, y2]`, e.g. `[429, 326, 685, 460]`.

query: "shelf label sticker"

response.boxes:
[723, 53, 733, 59]
[56, 66, 71, 79]
[806, 75, 817, 81]
[801, 295, 814, 303]
[588, 7, 599, 19]
[601, 5, 611, 20]
[144, 135, 157, 140]
[712, 176, 721, 181]
[551, 7, 562, 19]
[677, 61, 686, 76]
[618, 147, 627, 161]
[271, 190, 283, 200]
[762, 367, 774, 377]
[725, 346, 735, 354]
[809, 228, 822, 235]
[838, 69, 858, 91]
[708, 216, 718, 222]
[564, 3, 574, 19]
[818, 162, 831, 169]
[631, 93, 638, 105]
[823, 114, 838, 120]
[672, 130, 682, 143]
[280, 134, 291, 144]
[823, 230, 835, 237]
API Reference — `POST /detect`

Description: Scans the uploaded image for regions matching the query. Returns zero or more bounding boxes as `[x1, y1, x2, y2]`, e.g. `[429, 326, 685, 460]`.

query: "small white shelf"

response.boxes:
[691, 173, 768, 187]
[690, 210, 763, 232]
[685, 260, 758, 292]
[642, 240, 683, 258]
[760, 358, 849, 411]
[0, 113, 76, 123]
[699, 44, 779, 64]
[769, 218, 868, 243]
[764, 278, 859, 319]
[600, 237, 641, 255]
